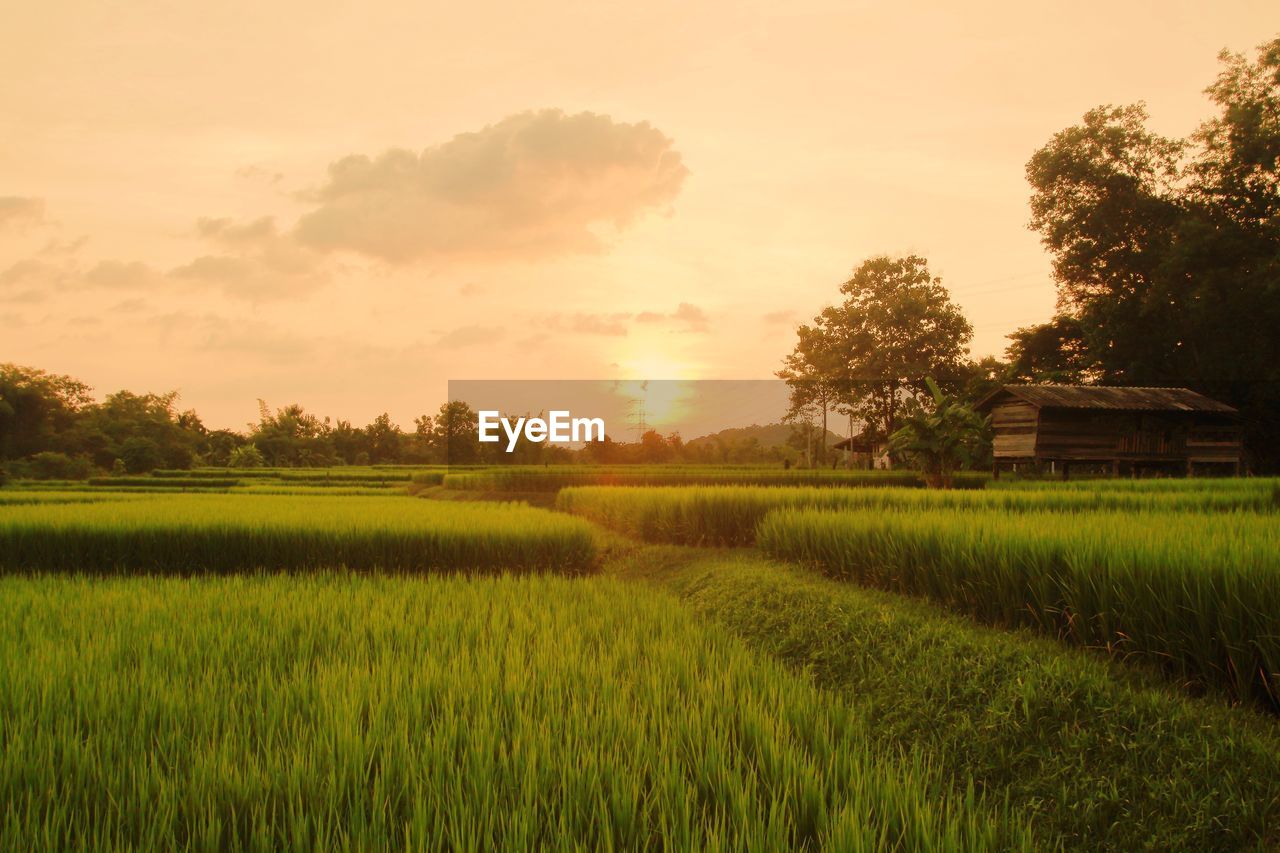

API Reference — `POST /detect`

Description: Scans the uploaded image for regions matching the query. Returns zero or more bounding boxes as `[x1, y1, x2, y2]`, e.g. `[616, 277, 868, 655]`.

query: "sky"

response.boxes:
[2, 0, 1277, 430]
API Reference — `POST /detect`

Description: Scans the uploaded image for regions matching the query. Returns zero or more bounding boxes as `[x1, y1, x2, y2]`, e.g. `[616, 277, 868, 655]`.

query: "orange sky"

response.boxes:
[2, 1, 1277, 429]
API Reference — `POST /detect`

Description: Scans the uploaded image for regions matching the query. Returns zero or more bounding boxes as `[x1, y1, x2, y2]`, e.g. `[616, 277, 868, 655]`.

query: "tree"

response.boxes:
[119, 436, 164, 474]
[782, 256, 974, 461]
[204, 429, 244, 467]
[777, 323, 842, 465]
[0, 364, 93, 460]
[364, 413, 403, 464]
[429, 401, 484, 465]
[88, 390, 203, 470]
[404, 415, 435, 463]
[1004, 316, 1091, 384]
[1026, 36, 1280, 469]
[228, 444, 265, 468]
[638, 429, 675, 463]
[889, 378, 991, 488]
[250, 403, 336, 466]
[1026, 104, 1185, 381]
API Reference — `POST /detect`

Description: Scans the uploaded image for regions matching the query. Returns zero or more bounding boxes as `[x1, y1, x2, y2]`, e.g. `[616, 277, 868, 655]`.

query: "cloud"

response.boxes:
[146, 311, 320, 361]
[169, 216, 326, 299]
[38, 235, 89, 257]
[85, 260, 164, 289]
[196, 216, 278, 244]
[293, 109, 688, 264]
[636, 302, 710, 333]
[540, 312, 631, 336]
[1, 258, 66, 289]
[0, 196, 44, 230]
[235, 165, 284, 185]
[109, 297, 148, 314]
[0, 257, 74, 302]
[762, 309, 797, 325]
[437, 324, 504, 348]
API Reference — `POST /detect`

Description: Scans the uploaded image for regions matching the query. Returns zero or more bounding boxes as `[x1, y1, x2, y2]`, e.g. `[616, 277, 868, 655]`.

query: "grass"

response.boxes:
[0, 573, 1030, 851]
[557, 483, 1278, 546]
[757, 507, 1280, 709]
[0, 494, 598, 575]
[614, 548, 1280, 851]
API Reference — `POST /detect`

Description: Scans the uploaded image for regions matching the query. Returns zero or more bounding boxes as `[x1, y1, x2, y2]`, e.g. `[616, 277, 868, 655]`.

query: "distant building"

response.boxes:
[975, 385, 1243, 477]
[832, 431, 891, 470]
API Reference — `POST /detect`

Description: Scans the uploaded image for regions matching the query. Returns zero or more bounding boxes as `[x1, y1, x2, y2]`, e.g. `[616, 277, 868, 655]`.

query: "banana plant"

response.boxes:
[889, 377, 992, 488]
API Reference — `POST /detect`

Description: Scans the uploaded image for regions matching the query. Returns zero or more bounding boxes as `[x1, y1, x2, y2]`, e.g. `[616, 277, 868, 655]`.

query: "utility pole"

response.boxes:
[626, 398, 648, 441]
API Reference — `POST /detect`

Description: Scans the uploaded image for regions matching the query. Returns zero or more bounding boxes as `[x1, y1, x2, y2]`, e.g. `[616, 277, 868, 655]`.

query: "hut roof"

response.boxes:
[976, 384, 1236, 414]
[832, 432, 883, 451]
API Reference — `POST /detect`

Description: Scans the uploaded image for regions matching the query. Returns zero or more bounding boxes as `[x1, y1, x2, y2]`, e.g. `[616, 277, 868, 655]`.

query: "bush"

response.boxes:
[21, 452, 93, 481]
[227, 445, 265, 469]
[119, 437, 164, 474]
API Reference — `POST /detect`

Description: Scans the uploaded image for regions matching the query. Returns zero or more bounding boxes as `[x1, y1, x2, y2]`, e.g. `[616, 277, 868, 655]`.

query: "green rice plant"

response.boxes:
[0, 491, 146, 506]
[167, 467, 444, 484]
[0, 495, 598, 575]
[989, 476, 1279, 493]
[229, 484, 404, 496]
[617, 548, 1280, 850]
[445, 465, 989, 492]
[757, 507, 1280, 709]
[0, 573, 1031, 850]
[558, 483, 1278, 546]
[87, 476, 240, 489]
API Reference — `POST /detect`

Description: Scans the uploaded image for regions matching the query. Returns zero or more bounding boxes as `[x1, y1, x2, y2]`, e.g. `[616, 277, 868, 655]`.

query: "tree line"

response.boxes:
[0, 365, 471, 476]
[0, 365, 826, 478]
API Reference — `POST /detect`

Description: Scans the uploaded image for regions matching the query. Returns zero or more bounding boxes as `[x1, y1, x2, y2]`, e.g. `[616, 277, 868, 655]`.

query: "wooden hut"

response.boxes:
[975, 385, 1242, 478]
[832, 431, 890, 470]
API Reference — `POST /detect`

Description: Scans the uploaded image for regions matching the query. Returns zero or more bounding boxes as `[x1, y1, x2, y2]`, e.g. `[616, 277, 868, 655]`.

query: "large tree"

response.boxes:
[1004, 315, 1091, 384]
[1026, 36, 1280, 469]
[782, 255, 973, 453]
[0, 364, 93, 461]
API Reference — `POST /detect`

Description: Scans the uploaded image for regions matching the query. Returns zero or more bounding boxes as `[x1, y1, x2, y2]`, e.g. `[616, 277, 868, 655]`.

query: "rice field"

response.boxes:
[441, 465, 989, 492]
[623, 549, 1280, 851]
[3, 469, 1280, 847]
[757, 507, 1280, 708]
[0, 573, 1030, 851]
[0, 494, 598, 575]
[557, 482, 1279, 546]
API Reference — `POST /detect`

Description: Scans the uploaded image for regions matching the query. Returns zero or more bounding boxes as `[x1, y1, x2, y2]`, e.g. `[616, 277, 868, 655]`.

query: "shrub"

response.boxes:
[228, 444, 265, 468]
[119, 437, 164, 474]
[22, 451, 93, 481]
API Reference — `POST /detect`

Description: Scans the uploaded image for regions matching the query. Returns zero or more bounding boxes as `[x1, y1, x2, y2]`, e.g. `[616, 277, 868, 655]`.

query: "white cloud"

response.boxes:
[294, 109, 688, 264]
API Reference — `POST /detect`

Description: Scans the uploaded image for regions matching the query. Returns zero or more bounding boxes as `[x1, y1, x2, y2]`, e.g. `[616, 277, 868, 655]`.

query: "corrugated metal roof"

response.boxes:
[832, 432, 883, 451]
[980, 384, 1237, 413]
